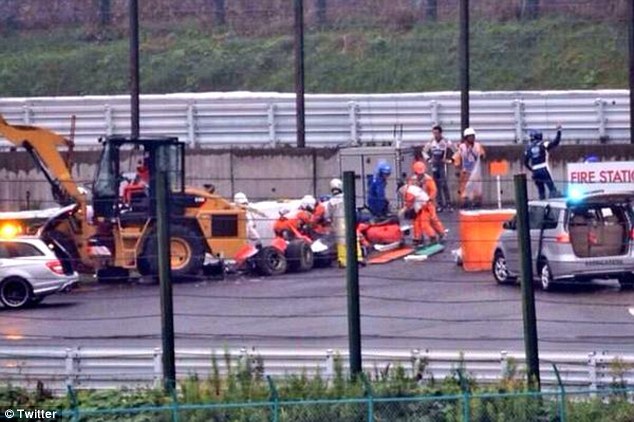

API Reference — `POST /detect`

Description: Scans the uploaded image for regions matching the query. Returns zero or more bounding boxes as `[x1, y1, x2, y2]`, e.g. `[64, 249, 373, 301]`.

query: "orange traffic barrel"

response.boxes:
[459, 209, 516, 272]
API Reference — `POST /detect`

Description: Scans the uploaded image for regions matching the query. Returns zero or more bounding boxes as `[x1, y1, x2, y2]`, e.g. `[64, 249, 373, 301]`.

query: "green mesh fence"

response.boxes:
[51, 387, 634, 422]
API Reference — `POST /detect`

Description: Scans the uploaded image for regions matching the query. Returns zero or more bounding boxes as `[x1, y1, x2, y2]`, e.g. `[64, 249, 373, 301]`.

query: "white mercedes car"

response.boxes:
[0, 237, 78, 309]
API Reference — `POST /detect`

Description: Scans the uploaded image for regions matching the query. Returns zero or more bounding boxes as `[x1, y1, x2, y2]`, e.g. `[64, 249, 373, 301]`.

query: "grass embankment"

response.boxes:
[0, 17, 627, 97]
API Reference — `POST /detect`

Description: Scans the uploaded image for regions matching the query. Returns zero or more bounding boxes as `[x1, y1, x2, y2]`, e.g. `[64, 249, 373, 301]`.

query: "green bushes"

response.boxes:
[1, 352, 634, 421]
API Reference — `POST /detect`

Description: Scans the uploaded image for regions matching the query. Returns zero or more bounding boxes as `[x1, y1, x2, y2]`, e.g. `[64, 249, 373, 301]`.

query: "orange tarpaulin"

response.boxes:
[459, 209, 516, 272]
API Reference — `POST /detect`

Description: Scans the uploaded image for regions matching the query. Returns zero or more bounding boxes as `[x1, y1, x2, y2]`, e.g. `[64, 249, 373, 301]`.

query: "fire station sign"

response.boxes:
[567, 161, 634, 193]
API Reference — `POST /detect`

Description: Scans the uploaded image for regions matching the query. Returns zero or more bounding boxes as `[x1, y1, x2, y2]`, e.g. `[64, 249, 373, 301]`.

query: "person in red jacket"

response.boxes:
[123, 174, 147, 205]
[310, 200, 331, 236]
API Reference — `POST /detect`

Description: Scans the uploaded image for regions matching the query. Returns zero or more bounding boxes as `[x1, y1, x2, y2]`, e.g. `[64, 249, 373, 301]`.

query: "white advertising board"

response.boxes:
[567, 161, 634, 194]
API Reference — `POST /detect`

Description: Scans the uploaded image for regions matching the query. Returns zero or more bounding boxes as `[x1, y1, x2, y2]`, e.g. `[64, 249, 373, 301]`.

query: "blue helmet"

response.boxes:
[585, 155, 599, 163]
[528, 130, 543, 143]
[376, 161, 392, 176]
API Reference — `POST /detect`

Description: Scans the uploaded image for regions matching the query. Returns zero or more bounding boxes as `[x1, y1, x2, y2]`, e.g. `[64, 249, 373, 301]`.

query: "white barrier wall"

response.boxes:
[0, 90, 628, 147]
[0, 144, 631, 212]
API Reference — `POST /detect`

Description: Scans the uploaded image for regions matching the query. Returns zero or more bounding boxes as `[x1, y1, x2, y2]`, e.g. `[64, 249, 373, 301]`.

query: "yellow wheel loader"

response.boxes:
[0, 115, 247, 282]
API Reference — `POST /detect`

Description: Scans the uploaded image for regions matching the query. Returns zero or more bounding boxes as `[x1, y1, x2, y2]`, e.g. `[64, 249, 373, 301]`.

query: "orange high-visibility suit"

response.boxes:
[400, 183, 432, 242]
[418, 173, 446, 238]
[310, 202, 330, 236]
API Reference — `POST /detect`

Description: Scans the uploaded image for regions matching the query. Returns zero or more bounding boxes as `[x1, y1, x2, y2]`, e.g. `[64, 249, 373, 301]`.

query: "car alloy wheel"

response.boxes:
[0, 278, 31, 309]
[493, 251, 510, 284]
[540, 262, 553, 291]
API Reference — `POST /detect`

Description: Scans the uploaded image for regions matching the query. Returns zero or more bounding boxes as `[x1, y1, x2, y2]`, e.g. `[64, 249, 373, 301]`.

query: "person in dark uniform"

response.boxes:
[523, 124, 562, 200]
[423, 125, 454, 212]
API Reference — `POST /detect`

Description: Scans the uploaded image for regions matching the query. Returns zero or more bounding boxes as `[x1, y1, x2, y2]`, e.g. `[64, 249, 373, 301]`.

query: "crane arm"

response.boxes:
[0, 114, 84, 207]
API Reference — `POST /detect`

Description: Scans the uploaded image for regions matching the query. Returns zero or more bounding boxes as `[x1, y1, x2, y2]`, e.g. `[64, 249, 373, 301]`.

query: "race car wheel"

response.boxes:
[286, 240, 314, 272]
[256, 246, 287, 276]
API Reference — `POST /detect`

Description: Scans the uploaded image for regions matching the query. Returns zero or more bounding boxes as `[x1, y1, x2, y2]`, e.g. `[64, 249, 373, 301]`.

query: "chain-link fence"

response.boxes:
[44, 386, 634, 421]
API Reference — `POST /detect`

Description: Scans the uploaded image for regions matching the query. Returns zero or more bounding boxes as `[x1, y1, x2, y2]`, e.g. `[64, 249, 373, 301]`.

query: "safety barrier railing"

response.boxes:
[2, 347, 634, 394]
[0, 90, 629, 147]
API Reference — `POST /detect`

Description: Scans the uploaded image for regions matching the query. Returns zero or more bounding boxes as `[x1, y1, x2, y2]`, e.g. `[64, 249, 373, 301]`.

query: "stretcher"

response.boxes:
[367, 246, 414, 265]
[404, 243, 445, 262]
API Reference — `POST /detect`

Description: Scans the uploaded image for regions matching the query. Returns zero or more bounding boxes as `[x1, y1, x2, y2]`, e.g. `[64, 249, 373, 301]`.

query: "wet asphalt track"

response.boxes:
[2, 214, 634, 355]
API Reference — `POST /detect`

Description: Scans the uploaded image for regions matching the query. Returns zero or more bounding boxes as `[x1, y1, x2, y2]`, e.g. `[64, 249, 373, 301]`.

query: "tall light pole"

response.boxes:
[129, 0, 140, 138]
[459, 0, 470, 133]
[294, 0, 306, 148]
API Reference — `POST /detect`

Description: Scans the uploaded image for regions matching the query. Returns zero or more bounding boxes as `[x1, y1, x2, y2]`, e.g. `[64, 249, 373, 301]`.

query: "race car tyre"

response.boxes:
[286, 240, 314, 272]
[256, 246, 287, 276]
[139, 225, 205, 280]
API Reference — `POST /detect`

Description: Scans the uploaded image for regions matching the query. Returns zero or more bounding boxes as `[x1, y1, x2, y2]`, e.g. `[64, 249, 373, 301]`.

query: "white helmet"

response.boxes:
[330, 178, 343, 193]
[279, 206, 291, 217]
[463, 127, 476, 137]
[300, 195, 317, 210]
[233, 192, 249, 206]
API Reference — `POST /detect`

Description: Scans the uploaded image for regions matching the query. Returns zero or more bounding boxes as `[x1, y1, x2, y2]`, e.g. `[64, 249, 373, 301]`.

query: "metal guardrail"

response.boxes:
[0, 347, 632, 393]
[0, 90, 629, 147]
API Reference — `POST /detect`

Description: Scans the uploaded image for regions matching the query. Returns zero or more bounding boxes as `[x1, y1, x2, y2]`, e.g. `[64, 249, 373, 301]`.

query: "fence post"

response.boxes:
[153, 348, 163, 389]
[588, 352, 597, 396]
[229, 148, 235, 198]
[65, 347, 78, 390]
[430, 100, 439, 126]
[239, 347, 248, 369]
[458, 368, 470, 422]
[344, 171, 362, 378]
[348, 101, 360, 145]
[553, 364, 567, 422]
[267, 375, 280, 422]
[187, 103, 197, 147]
[515, 174, 541, 391]
[22, 104, 32, 124]
[595, 98, 607, 143]
[104, 105, 114, 136]
[268, 104, 278, 146]
[360, 373, 374, 422]
[67, 385, 80, 422]
[171, 387, 180, 422]
[513, 99, 525, 144]
[156, 170, 176, 394]
[500, 350, 508, 379]
[325, 349, 335, 383]
[411, 349, 421, 378]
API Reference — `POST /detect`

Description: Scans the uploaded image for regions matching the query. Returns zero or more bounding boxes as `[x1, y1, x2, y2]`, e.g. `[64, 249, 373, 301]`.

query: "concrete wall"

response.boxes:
[0, 145, 632, 212]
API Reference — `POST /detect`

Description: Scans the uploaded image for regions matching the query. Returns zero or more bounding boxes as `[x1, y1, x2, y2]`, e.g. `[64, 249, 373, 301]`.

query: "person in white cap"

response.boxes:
[234, 192, 261, 247]
[453, 127, 485, 209]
